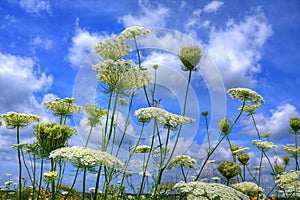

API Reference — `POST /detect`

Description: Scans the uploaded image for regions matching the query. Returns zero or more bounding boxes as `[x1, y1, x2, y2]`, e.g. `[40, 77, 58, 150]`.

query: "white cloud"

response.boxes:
[206, 8, 273, 88]
[241, 103, 300, 140]
[67, 26, 104, 67]
[31, 36, 53, 52]
[203, 1, 224, 13]
[0, 52, 53, 113]
[19, 0, 51, 15]
[118, 1, 169, 27]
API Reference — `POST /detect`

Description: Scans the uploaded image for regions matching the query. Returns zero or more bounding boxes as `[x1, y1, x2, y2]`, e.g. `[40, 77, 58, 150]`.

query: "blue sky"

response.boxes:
[0, 0, 300, 191]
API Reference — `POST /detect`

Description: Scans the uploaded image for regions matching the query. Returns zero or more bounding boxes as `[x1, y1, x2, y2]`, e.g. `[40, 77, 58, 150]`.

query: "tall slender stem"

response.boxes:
[258, 151, 264, 187]
[82, 167, 87, 200]
[16, 127, 22, 199]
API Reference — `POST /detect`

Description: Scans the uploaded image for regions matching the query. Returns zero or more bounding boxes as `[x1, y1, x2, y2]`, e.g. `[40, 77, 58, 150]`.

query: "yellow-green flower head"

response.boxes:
[289, 117, 300, 133]
[43, 97, 82, 117]
[178, 45, 202, 71]
[0, 112, 40, 129]
[261, 132, 271, 138]
[274, 164, 285, 174]
[94, 38, 130, 60]
[232, 182, 264, 198]
[167, 155, 196, 169]
[218, 161, 241, 180]
[134, 107, 195, 129]
[174, 181, 249, 200]
[152, 64, 159, 70]
[139, 171, 151, 177]
[237, 154, 250, 165]
[132, 145, 155, 154]
[282, 144, 300, 157]
[283, 155, 290, 165]
[252, 140, 277, 151]
[93, 59, 152, 93]
[227, 87, 264, 108]
[34, 122, 77, 156]
[43, 170, 58, 182]
[238, 104, 260, 113]
[230, 145, 239, 153]
[275, 170, 300, 195]
[218, 118, 230, 135]
[85, 104, 107, 127]
[49, 146, 123, 169]
[119, 98, 128, 106]
[118, 26, 151, 40]
[201, 111, 208, 116]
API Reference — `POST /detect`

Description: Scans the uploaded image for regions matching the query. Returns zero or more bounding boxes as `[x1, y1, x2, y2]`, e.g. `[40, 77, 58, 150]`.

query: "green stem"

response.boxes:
[180, 165, 187, 182]
[50, 158, 56, 200]
[37, 157, 44, 200]
[16, 127, 22, 199]
[195, 100, 246, 180]
[258, 150, 264, 187]
[94, 166, 102, 200]
[246, 164, 258, 184]
[105, 92, 119, 151]
[21, 147, 33, 186]
[250, 112, 261, 140]
[82, 167, 87, 200]
[85, 125, 94, 147]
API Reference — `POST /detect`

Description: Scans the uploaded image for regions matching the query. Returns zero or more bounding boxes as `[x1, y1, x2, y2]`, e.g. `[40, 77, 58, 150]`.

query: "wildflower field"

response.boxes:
[0, 26, 299, 200]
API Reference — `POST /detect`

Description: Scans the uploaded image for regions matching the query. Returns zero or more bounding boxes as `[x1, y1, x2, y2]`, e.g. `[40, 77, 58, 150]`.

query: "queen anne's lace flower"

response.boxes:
[49, 146, 123, 169]
[139, 171, 151, 177]
[282, 144, 300, 157]
[134, 107, 195, 129]
[232, 147, 249, 155]
[0, 112, 40, 129]
[290, 117, 300, 133]
[43, 171, 58, 182]
[232, 182, 264, 198]
[132, 145, 155, 154]
[178, 46, 202, 71]
[43, 97, 82, 117]
[275, 170, 300, 197]
[85, 104, 107, 127]
[167, 155, 196, 169]
[93, 59, 152, 93]
[228, 88, 264, 109]
[94, 38, 130, 60]
[252, 140, 277, 151]
[218, 161, 241, 180]
[174, 181, 249, 200]
[118, 26, 150, 40]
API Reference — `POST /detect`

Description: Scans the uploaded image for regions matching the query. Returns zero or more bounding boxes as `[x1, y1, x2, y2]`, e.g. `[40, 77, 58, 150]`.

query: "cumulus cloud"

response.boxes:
[118, 1, 169, 27]
[19, 0, 51, 15]
[206, 8, 273, 88]
[203, 1, 224, 13]
[67, 20, 104, 67]
[241, 103, 300, 140]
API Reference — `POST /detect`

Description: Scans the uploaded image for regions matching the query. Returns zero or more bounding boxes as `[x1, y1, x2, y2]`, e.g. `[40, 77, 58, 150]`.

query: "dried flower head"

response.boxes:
[0, 112, 40, 129]
[227, 88, 264, 109]
[134, 107, 195, 130]
[218, 161, 241, 180]
[179, 46, 202, 71]
[167, 155, 196, 169]
[94, 38, 130, 60]
[49, 146, 123, 169]
[289, 117, 300, 133]
[252, 140, 277, 151]
[174, 181, 249, 200]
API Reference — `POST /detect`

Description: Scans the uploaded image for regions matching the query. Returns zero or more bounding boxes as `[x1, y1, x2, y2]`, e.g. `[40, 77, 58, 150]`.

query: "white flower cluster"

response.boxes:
[232, 147, 249, 155]
[134, 107, 195, 129]
[43, 97, 82, 116]
[228, 88, 264, 109]
[93, 38, 130, 60]
[282, 144, 300, 156]
[44, 171, 58, 179]
[252, 140, 277, 151]
[167, 155, 196, 169]
[174, 181, 249, 200]
[118, 26, 150, 40]
[232, 182, 264, 198]
[138, 171, 151, 177]
[49, 146, 123, 168]
[132, 145, 155, 154]
[276, 170, 300, 197]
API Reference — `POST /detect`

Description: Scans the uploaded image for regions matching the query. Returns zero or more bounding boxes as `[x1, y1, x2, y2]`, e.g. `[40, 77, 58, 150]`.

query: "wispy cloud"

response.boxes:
[19, 0, 51, 15]
[203, 1, 224, 13]
[118, 0, 169, 27]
